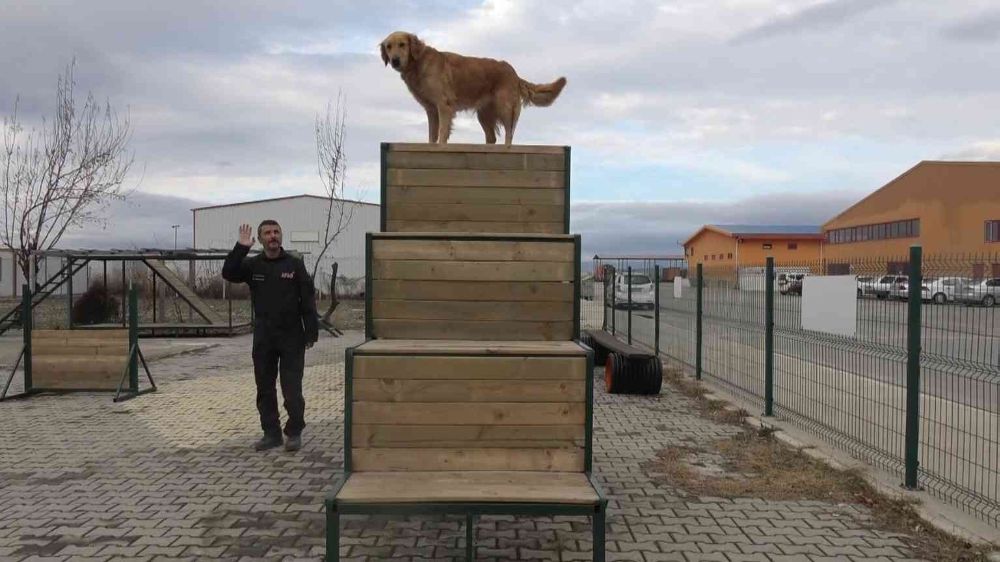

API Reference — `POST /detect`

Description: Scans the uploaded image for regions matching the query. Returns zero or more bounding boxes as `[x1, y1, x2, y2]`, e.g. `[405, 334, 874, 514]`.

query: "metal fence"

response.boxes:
[582, 248, 1000, 527]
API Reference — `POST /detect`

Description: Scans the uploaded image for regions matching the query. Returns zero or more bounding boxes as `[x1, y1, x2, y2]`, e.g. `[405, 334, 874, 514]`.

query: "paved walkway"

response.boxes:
[0, 332, 928, 561]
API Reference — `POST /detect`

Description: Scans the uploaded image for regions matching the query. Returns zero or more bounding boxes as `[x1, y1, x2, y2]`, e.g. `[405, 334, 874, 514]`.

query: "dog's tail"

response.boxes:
[519, 77, 566, 107]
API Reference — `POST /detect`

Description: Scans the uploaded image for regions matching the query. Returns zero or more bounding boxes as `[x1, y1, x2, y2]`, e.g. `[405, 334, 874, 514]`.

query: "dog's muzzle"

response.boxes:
[391, 58, 400, 69]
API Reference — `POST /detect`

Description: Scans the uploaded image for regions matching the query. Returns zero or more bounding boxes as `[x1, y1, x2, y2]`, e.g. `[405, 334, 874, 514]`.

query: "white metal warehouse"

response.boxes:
[192, 194, 379, 297]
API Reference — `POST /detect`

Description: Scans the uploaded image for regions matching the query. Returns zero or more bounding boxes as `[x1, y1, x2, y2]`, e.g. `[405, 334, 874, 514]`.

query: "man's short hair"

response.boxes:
[257, 219, 281, 236]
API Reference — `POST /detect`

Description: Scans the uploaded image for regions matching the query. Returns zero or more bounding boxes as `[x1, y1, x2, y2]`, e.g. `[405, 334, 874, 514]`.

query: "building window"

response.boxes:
[704, 255, 708, 261]
[987, 220, 1000, 243]
[762, 243, 772, 250]
[788, 243, 798, 250]
[826, 218, 921, 245]
[727, 253, 733, 259]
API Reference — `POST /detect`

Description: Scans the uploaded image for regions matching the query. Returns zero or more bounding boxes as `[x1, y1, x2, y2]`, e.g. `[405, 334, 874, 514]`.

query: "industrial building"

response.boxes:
[192, 194, 379, 295]
[682, 224, 824, 268]
[822, 161, 1000, 276]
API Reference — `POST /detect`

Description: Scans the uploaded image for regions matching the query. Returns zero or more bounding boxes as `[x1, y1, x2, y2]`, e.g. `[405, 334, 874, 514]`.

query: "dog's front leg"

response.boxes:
[424, 106, 439, 143]
[435, 103, 454, 144]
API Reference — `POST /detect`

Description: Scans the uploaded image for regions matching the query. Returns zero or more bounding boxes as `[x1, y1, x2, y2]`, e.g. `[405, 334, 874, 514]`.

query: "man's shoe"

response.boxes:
[254, 434, 283, 451]
[284, 435, 302, 452]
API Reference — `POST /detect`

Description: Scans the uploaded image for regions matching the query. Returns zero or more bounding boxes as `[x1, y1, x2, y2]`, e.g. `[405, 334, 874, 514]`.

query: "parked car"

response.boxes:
[856, 276, 878, 297]
[613, 272, 655, 309]
[896, 277, 931, 301]
[957, 278, 1000, 307]
[778, 272, 807, 295]
[924, 277, 972, 304]
[872, 275, 908, 299]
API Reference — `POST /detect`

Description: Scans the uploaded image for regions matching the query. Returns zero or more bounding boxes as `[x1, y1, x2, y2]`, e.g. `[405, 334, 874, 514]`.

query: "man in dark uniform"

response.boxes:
[222, 220, 319, 451]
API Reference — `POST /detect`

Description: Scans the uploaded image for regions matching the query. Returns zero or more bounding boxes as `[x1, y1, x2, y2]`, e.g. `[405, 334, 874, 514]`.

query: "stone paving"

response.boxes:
[0, 331, 930, 561]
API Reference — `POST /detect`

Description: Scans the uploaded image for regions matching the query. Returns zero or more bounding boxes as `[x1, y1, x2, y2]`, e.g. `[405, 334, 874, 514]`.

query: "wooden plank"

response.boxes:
[387, 169, 563, 188]
[387, 151, 565, 171]
[373, 260, 574, 282]
[337, 471, 598, 503]
[30, 343, 127, 356]
[385, 220, 564, 234]
[372, 240, 572, 262]
[354, 379, 585, 403]
[373, 232, 573, 241]
[32, 329, 128, 340]
[32, 357, 127, 375]
[353, 340, 587, 356]
[354, 356, 586, 379]
[388, 186, 565, 205]
[387, 203, 564, 223]
[373, 300, 573, 322]
[373, 319, 573, 340]
[388, 143, 565, 155]
[353, 402, 584, 425]
[373, 280, 573, 302]
[352, 448, 584, 472]
[353, 425, 585, 447]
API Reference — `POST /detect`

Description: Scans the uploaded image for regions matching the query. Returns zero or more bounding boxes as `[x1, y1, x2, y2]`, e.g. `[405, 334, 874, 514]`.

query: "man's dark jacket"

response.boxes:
[221, 243, 319, 343]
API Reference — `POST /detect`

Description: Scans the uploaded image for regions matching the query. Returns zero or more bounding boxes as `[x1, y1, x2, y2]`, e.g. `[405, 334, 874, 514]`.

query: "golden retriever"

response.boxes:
[380, 31, 566, 145]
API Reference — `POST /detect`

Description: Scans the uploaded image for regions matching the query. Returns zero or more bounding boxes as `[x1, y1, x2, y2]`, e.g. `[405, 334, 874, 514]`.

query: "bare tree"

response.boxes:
[313, 92, 360, 327]
[1, 61, 135, 286]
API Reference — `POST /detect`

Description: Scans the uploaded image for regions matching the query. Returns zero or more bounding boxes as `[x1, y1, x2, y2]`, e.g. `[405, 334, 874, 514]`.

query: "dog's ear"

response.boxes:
[408, 34, 426, 60]
[379, 42, 389, 66]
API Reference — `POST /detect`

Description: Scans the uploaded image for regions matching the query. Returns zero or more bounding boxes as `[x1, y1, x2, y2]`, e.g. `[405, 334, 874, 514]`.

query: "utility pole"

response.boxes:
[171, 225, 180, 250]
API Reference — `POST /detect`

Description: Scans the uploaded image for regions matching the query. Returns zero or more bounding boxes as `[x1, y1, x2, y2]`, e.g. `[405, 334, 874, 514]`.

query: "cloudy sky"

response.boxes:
[3, 0, 999, 257]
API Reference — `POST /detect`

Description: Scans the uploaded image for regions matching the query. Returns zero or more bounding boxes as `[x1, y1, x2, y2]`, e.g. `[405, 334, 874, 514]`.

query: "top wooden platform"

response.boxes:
[353, 339, 588, 356]
[381, 143, 571, 235]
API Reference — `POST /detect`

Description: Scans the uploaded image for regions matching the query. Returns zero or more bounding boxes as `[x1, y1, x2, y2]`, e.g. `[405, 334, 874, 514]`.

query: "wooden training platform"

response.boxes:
[327, 143, 606, 562]
[381, 143, 571, 234]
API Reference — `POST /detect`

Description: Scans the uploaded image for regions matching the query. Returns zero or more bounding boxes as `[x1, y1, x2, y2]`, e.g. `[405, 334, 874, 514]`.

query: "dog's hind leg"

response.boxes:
[477, 105, 499, 144]
[499, 98, 521, 146]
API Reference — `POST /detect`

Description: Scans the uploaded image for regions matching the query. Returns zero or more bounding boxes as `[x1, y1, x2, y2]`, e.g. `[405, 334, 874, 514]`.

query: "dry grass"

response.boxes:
[650, 369, 998, 562]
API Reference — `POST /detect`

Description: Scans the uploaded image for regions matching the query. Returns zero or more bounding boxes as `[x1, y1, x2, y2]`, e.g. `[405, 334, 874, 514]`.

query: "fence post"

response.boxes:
[696, 263, 703, 380]
[128, 285, 139, 394]
[764, 257, 775, 417]
[601, 264, 607, 331]
[611, 266, 616, 335]
[654, 265, 660, 356]
[904, 245, 923, 489]
[22, 284, 32, 392]
[67, 258, 74, 329]
[627, 267, 633, 345]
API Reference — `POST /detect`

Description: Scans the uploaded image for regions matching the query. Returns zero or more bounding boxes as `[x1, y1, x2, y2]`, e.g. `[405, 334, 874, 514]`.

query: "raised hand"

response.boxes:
[238, 224, 255, 247]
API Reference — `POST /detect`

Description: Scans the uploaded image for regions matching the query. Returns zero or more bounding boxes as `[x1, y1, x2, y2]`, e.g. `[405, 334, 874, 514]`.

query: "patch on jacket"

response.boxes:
[281, 271, 295, 279]
[252, 274, 265, 281]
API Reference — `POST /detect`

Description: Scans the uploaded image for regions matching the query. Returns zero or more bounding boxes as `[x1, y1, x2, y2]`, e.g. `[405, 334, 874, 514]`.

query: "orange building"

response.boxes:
[822, 161, 1000, 276]
[682, 224, 825, 268]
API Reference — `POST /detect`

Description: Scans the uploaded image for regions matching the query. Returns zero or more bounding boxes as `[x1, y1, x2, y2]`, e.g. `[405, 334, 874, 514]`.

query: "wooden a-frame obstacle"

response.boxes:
[325, 143, 607, 562]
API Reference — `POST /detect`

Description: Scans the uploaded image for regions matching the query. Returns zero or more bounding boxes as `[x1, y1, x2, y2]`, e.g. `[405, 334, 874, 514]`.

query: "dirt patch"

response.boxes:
[647, 407, 997, 561]
[663, 368, 749, 425]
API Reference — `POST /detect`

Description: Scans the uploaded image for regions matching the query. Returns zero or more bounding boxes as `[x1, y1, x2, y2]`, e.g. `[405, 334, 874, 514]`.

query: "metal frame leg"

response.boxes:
[593, 503, 606, 562]
[327, 503, 339, 562]
[466, 513, 475, 561]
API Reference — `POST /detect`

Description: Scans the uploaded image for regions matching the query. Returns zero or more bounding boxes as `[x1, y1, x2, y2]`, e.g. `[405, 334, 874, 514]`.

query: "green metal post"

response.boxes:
[696, 263, 703, 380]
[601, 263, 607, 331]
[627, 266, 632, 345]
[654, 265, 660, 356]
[764, 257, 775, 417]
[611, 266, 616, 335]
[22, 284, 32, 392]
[67, 258, 73, 328]
[904, 245, 922, 489]
[129, 286, 139, 393]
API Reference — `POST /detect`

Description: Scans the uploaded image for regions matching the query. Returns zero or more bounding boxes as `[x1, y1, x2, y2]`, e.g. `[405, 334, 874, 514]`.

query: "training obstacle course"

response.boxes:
[326, 143, 606, 562]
